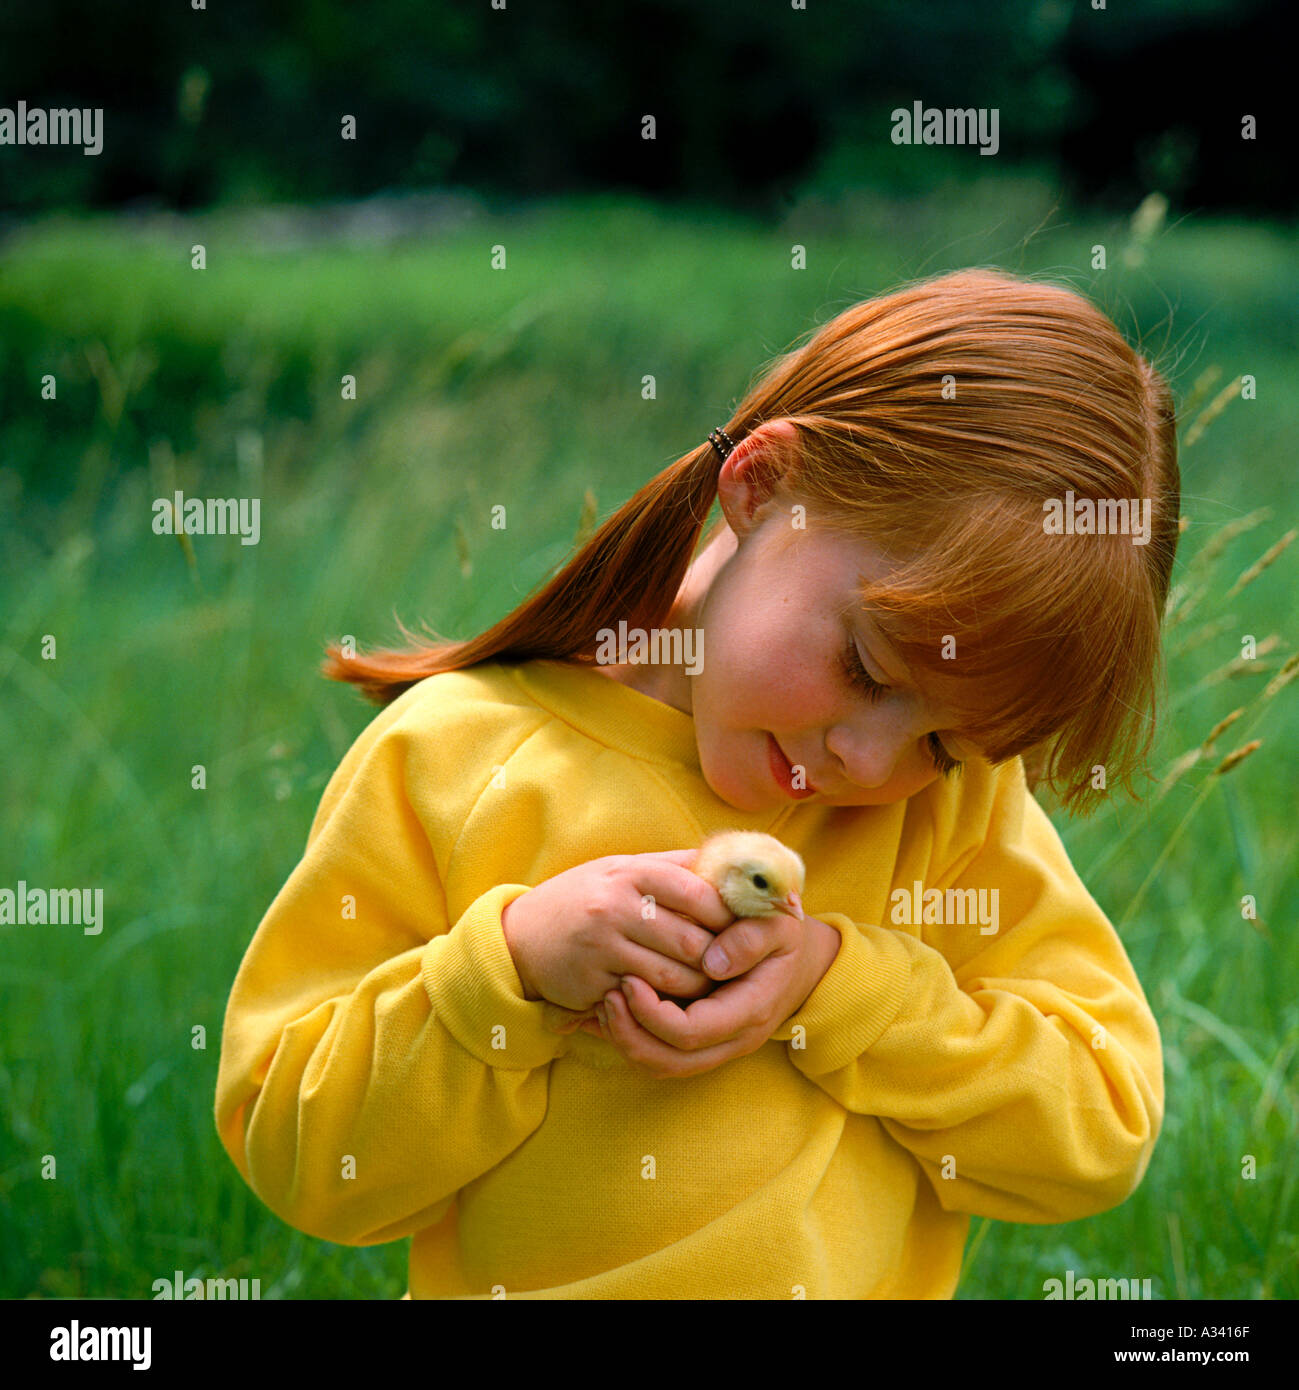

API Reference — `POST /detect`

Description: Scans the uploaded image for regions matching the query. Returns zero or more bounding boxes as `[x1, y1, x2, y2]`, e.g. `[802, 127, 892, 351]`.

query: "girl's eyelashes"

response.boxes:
[927, 733, 962, 778]
[842, 639, 962, 778]
[842, 640, 889, 703]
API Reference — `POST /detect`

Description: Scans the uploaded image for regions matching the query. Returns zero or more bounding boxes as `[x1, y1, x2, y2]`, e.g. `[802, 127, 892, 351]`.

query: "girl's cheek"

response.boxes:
[874, 761, 939, 805]
[906, 769, 939, 798]
[900, 749, 940, 793]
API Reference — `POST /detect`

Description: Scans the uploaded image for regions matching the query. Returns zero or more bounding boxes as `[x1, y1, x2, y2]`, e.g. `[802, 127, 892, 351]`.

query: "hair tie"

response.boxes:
[708, 427, 737, 461]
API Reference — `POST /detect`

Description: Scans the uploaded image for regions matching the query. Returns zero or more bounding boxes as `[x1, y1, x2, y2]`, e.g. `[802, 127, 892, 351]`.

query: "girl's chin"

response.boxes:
[707, 780, 775, 813]
[698, 752, 774, 811]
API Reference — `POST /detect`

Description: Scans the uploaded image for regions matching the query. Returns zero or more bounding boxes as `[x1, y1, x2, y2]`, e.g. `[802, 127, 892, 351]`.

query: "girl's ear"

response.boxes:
[717, 461, 767, 539]
[717, 420, 802, 537]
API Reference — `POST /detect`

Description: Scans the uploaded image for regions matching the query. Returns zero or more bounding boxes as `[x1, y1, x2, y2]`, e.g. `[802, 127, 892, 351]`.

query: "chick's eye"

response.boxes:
[752, 873, 769, 891]
[842, 641, 888, 703]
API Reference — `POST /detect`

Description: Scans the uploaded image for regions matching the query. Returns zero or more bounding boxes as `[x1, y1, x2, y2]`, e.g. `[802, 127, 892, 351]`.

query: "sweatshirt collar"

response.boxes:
[508, 659, 702, 772]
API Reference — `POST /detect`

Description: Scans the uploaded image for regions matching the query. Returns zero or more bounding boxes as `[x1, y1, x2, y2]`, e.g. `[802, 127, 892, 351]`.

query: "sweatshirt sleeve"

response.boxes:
[780, 757, 1164, 1225]
[214, 691, 566, 1247]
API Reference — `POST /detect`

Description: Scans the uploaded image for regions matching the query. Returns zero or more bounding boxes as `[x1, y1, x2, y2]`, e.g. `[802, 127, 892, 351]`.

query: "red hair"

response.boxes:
[323, 268, 1179, 814]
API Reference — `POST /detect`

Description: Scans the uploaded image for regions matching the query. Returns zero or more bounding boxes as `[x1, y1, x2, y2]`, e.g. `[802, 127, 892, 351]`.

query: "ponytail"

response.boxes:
[322, 441, 729, 704]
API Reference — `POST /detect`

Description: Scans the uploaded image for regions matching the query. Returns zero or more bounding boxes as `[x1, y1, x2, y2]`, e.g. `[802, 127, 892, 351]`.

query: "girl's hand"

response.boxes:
[581, 914, 842, 1079]
[501, 850, 734, 1015]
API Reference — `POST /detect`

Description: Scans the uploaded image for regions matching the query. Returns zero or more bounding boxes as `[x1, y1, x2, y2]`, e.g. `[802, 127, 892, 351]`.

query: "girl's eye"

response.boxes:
[843, 640, 962, 777]
[842, 641, 889, 704]
[927, 733, 961, 778]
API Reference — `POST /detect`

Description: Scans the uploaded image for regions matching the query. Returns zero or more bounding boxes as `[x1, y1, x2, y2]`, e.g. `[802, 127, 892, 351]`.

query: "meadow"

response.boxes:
[1, 181, 1295, 1298]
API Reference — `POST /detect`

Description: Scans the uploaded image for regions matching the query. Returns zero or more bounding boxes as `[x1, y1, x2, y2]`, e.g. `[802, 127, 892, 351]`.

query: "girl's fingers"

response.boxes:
[613, 932, 716, 1000]
[626, 853, 734, 933]
[619, 972, 756, 1048]
[607, 980, 752, 1079]
[612, 976, 700, 1045]
[650, 866, 735, 933]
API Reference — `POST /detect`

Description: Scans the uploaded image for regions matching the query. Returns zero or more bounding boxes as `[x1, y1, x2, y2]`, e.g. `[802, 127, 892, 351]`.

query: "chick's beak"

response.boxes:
[782, 891, 804, 921]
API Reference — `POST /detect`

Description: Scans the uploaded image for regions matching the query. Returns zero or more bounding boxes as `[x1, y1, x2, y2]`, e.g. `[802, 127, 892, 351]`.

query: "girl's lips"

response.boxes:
[767, 733, 817, 799]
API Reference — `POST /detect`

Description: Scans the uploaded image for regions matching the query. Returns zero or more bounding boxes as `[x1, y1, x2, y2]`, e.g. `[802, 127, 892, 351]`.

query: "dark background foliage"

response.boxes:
[0, 0, 1289, 216]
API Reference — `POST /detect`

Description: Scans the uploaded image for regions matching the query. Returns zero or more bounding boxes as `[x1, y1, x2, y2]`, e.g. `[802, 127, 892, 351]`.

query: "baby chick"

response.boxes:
[694, 829, 805, 924]
[542, 830, 806, 1040]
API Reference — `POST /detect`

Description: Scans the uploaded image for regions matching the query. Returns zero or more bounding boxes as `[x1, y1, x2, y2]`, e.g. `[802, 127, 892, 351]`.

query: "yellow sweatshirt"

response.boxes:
[214, 658, 1163, 1299]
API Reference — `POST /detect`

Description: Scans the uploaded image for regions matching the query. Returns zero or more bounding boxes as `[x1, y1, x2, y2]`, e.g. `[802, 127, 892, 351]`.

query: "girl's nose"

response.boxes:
[827, 721, 911, 789]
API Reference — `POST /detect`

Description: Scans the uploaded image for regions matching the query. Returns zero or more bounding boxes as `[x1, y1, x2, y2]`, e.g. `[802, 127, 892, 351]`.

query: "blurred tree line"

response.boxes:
[0, 0, 1288, 215]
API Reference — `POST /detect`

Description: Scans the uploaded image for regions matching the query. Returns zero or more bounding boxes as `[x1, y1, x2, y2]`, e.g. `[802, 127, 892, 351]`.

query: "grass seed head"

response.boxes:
[1213, 739, 1261, 776]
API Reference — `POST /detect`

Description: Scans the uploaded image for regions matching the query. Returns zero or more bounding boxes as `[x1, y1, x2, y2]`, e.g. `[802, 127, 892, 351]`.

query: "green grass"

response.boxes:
[1, 184, 1295, 1299]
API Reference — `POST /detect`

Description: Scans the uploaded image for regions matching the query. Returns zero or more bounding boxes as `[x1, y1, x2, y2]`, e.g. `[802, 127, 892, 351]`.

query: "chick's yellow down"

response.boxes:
[541, 830, 806, 1038]
[693, 830, 805, 924]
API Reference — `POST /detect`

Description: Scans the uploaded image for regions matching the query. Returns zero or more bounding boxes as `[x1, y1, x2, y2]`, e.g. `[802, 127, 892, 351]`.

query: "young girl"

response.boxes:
[215, 267, 1179, 1299]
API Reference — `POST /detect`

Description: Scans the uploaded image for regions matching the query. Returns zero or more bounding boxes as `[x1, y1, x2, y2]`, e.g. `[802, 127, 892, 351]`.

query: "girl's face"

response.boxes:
[609, 437, 986, 811]
[689, 513, 983, 811]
